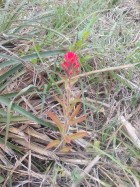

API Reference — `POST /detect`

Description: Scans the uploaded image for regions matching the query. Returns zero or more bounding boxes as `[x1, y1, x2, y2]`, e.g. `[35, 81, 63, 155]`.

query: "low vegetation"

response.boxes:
[0, 0, 140, 186]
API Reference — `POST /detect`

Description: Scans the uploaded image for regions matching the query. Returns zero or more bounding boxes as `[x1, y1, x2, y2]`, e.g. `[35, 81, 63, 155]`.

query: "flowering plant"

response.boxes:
[61, 51, 80, 76]
[46, 51, 87, 152]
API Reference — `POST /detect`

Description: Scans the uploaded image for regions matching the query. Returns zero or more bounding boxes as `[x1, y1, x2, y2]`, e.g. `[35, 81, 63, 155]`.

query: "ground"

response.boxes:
[0, 0, 140, 186]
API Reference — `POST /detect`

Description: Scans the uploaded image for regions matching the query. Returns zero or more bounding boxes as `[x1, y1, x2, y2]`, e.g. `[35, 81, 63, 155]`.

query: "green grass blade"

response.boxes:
[0, 136, 24, 154]
[5, 85, 37, 145]
[0, 96, 57, 130]
[0, 92, 23, 98]
[0, 116, 28, 123]
[0, 64, 22, 83]
[0, 49, 66, 68]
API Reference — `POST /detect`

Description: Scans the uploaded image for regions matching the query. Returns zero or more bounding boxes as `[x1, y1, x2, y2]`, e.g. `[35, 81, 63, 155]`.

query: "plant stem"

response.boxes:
[61, 78, 72, 148]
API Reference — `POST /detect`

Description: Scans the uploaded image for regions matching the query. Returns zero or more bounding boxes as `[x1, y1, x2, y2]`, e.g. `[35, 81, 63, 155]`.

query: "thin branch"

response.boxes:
[53, 63, 139, 86]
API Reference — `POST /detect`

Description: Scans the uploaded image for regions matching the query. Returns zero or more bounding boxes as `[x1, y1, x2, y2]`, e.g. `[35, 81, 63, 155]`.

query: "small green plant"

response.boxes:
[46, 51, 88, 152]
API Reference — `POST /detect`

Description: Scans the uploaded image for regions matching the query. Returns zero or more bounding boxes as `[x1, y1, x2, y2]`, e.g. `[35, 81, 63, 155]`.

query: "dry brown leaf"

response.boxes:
[13, 138, 59, 160]
[9, 127, 28, 141]
[25, 127, 51, 142]
[0, 150, 13, 167]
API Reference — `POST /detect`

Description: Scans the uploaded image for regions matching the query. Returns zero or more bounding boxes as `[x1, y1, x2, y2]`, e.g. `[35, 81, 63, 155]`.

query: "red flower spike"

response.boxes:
[61, 51, 80, 77]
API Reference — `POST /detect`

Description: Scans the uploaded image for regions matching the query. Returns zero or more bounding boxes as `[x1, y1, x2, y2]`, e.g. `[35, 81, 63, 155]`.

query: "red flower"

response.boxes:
[61, 51, 80, 76]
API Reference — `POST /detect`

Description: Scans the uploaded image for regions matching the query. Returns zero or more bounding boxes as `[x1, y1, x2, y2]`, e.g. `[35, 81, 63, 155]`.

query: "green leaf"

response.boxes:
[0, 116, 28, 123]
[0, 176, 4, 183]
[31, 58, 38, 64]
[0, 96, 57, 130]
[0, 49, 66, 68]
[0, 92, 19, 98]
[0, 69, 26, 92]
[0, 64, 22, 83]
[5, 85, 37, 145]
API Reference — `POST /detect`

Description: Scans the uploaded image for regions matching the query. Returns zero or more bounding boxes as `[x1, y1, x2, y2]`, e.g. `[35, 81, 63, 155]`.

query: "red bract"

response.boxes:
[61, 51, 80, 76]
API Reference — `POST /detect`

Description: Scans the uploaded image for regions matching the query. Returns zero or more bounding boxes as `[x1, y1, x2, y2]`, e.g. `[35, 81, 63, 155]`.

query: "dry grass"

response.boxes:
[0, 0, 140, 186]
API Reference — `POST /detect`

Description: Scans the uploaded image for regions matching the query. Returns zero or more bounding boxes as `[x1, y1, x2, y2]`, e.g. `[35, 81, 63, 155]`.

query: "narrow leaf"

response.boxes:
[60, 146, 72, 152]
[0, 49, 66, 68]
[0, 64, 22, 83]
[5, 85, 37, 146]
[47, 111, 64, 133]
[64, 135, 71, 143]
[68, 115, 87, 125]
[0, 96, 56, 130]
[66, 132, 88, 141]
[0, 116, 28, 123]
[69, 98, 81, 111]
[69, 93, 81, 110]
[54, 95, 65, 108]
[0, 176, 4, 184]
[69, 104, 81, 121]
[46, 140, 60, 149]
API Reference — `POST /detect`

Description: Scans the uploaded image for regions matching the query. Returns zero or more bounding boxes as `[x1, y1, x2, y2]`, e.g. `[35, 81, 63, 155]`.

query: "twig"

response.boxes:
[126, 104, 140, 120]
[71, 155, 100, 187]
[82, 97, 110, 108]
[2, 153, 29, 187]
[117, 74, 140, 92]
[52, 63, 139, 86]
[12, 138, 59, 160]
[119, 116, 140, 149]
